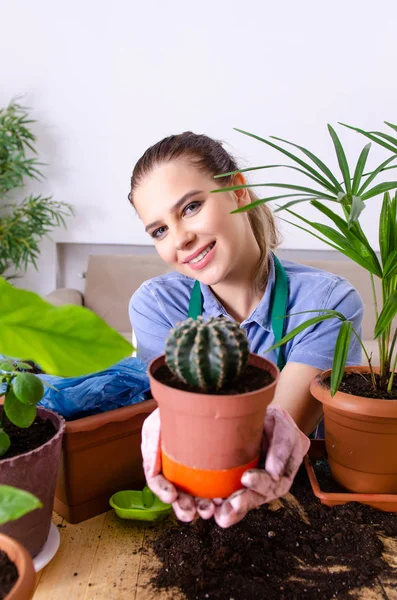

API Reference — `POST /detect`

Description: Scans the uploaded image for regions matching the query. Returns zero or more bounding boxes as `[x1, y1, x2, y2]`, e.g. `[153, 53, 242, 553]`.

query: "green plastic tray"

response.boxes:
[109, 486, 172, 521]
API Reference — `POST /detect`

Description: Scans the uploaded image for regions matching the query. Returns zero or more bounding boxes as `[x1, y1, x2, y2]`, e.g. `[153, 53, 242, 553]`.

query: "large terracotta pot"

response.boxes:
[149, 353, 279, 498]
[310, 366, 397, 494]
[0, 407, 65, 557]
[54, 398, 157, 523]
[0, 533, 35, 600]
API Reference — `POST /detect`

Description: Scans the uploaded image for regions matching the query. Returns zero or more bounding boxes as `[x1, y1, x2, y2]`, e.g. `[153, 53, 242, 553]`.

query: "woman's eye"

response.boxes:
[183, 201, 202, 216]
[152, 226, 167, 239]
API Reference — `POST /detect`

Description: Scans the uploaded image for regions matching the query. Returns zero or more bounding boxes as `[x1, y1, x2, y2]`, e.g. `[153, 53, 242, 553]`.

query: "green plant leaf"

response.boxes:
[0, 485, 42, 525]
[374, 290, 397, 338]
[352, 143, 371, 195]
[0, 361, 14, 372]
[266, 313, 341, 353]
[14, 361, 33, 370]
[327, 125, 351, 194]
[361, 181, 397, 200]
[269, 135, 343, 192]
[379, 192, 393, 266]
[383, 251, 397, 278]
[4, 388, 36, 428]
[340, 123, 397, 153]
[385, 122, 397, 133]
[233, 128, 337, 192]
[12, 373, 44, 405]
[0, 430, 11, 457]
[0, 277, 133, 376]
[330, 321, 353, 396]
[211, 182, 337, 200]
[230, 193, 315, 213]
[358, 154, 397, 195]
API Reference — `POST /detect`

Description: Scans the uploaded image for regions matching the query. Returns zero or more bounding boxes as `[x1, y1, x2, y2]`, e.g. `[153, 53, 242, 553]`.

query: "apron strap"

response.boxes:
[271, 255, 289, 371]
[187, 253, 289, 371]
[188, 279, 203, 320]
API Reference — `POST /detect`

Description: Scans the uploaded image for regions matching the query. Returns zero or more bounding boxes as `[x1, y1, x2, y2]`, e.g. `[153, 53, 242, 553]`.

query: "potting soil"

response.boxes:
[150, 466, 396, 599]
[329, 372, 397, 400]
[0, 414, 57, 460]
[156, 364, 273, 395]
[0, 550, 18, 600]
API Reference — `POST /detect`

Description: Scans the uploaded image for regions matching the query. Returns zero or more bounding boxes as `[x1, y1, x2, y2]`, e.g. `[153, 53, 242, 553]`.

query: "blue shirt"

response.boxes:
[129, 256, 364, 370]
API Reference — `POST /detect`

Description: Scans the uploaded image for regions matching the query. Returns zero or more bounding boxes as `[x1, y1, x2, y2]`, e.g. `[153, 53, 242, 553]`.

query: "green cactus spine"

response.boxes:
[165, 316, 249, 391]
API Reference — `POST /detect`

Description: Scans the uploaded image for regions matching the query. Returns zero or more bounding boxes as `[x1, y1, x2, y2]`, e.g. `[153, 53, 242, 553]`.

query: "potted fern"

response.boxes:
[0, 486, 40, 600]
[0, 99, 73, 279]
[0, 276, 133, 555]
[213, 123, 397, 495]
[148, 316, 278, 499]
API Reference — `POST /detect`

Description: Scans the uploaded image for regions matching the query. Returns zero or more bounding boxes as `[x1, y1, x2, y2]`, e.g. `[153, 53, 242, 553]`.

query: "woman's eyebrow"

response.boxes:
[145, 190, 203, 232]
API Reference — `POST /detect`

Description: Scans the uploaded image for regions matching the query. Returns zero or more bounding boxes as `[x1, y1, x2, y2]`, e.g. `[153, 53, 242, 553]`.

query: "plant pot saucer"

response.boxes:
[33, 523, 60, 572]
[305, 440, 397, 512]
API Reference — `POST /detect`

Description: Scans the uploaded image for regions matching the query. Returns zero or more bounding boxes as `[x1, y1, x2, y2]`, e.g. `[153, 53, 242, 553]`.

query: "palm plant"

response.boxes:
[213, 124, 397, 396]
[0, 100, 73, 278]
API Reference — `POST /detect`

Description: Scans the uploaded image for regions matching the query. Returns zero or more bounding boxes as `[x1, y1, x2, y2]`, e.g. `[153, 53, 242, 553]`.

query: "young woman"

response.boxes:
[128, 132, 363, 528]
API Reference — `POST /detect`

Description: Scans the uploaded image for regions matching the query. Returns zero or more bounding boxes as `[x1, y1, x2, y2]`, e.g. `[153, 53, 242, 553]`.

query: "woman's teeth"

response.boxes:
[188, 242, 215, 264]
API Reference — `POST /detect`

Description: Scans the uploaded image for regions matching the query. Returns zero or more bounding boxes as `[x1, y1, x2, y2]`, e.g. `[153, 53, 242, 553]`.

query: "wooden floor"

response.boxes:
[33, 495, 397, 600]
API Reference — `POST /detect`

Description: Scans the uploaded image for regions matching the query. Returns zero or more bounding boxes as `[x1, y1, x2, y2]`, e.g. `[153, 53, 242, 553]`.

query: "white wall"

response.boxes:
[1, 0, 396, 293]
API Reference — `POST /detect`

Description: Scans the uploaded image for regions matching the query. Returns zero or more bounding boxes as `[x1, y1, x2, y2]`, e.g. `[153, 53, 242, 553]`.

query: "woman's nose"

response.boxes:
[175, 229, 196, 251]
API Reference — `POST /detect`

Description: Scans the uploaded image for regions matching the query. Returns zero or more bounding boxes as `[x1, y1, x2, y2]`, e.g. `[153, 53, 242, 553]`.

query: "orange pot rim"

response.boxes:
[311, 366, 397, 419]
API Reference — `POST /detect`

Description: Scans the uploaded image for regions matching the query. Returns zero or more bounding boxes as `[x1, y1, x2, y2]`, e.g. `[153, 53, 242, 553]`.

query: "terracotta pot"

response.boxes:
[54, 399, 157, 523]
[149, 353, 279, 498]
[0, 407, 65, 558]
[310, 366, 397, 494]
[0, 533, 35, 600]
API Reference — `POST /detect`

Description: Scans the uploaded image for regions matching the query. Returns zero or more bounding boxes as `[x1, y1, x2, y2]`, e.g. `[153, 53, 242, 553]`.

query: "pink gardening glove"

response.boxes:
[141, 406, 310, 528]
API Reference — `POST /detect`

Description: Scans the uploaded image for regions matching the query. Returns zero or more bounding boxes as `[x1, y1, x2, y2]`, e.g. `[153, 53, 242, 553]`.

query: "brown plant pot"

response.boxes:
[0, 407, 65, 558]
[148, 353, 279, 498]
[54, 399, 157, 524]
[310, 366, 397, 494]
[0, 533, 36, 600]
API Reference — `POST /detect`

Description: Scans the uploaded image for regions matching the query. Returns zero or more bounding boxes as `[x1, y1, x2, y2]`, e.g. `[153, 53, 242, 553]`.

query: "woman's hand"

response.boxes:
[141, 406, 310, 528]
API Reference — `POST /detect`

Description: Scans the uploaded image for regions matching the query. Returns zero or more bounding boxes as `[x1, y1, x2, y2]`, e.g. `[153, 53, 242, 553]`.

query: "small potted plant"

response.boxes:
[216, 123, 397, 495]
[148, 316, 279, 498]
[0, 275, 136, 552]
[0, 485, 40, 600]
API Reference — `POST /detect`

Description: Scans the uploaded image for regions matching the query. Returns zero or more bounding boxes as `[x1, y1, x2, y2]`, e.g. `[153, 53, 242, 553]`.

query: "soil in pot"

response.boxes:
[149, 467, 396, 600]
[155, 364, 273, 395]
[327, 371, 397, 400]
[0, 550, 18, 600]
[0, 413, 57, 460]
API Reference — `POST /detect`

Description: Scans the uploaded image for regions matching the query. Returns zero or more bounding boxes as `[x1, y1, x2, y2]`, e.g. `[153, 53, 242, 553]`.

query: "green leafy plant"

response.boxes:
[0, 485, 42, 525]
[165, 316, 249, 391]
[0, 100, 73, 278]
[213, 124, 397, 396]
[0, 276, 133, 455]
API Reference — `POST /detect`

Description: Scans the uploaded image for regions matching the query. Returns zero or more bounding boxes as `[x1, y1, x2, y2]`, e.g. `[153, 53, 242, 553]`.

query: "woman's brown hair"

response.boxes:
[128, 132, 280, 290]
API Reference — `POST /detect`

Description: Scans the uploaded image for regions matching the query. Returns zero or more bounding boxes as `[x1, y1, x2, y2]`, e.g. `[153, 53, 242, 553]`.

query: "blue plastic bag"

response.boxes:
[37, 357, 151, 420]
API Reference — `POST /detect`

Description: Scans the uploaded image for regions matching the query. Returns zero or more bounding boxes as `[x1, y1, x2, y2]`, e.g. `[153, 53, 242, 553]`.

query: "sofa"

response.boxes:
[46, 253, 380, 365]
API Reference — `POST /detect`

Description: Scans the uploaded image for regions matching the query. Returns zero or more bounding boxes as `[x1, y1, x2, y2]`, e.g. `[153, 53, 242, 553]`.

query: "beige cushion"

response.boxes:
[45, 288, 83, 306]
[84, 254, 169, 334]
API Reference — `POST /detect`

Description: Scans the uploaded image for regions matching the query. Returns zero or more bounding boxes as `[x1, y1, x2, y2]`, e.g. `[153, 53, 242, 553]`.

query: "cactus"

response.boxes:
[165, 316, 249, 391]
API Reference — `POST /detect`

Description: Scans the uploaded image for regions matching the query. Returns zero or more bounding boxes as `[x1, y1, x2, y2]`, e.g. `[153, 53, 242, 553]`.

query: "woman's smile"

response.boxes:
[182, 241, 216, 270]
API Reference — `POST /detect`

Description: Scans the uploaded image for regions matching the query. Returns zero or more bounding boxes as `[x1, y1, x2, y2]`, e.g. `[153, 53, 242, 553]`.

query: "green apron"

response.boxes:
[187, 254, 289, 371]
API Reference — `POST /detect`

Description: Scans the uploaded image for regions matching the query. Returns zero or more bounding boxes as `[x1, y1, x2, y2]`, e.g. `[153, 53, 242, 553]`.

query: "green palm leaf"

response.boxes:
[374, 290, 397, 338]
[328, 125, 351, 194]
[330, 321, 353, 396]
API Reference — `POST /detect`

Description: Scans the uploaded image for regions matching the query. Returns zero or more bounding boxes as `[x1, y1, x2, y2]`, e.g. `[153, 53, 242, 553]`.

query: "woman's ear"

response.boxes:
[232, 173, 251, 207]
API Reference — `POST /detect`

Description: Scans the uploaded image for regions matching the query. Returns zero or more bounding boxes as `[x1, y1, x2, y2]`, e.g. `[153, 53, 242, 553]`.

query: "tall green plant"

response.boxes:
[213, 125, 397, 395]
[0, 100, 73, 278]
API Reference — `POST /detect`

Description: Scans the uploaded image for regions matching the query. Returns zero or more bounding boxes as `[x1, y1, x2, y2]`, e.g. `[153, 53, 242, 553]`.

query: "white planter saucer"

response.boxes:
[33, 523, 60, 572]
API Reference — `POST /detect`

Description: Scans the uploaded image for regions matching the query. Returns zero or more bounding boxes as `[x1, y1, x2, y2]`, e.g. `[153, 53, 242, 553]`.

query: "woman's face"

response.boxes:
[133, 158, 258, 287]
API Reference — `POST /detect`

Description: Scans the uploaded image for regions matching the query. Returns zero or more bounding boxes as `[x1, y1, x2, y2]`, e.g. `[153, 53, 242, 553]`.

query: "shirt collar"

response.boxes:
[199, 253, 275, 332]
